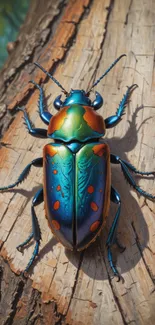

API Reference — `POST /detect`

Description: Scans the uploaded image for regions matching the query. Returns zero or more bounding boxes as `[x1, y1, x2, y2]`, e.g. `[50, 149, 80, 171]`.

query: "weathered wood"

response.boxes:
[0, 0, 155, 324]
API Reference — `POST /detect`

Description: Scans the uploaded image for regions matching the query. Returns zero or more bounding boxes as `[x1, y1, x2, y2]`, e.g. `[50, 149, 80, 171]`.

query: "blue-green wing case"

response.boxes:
[43, 143, 74, 249]
[76, 143, 110, 250]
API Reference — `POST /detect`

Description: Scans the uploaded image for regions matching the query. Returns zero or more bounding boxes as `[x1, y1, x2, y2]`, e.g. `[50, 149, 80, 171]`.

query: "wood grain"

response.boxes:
[0, 0, 155, 324]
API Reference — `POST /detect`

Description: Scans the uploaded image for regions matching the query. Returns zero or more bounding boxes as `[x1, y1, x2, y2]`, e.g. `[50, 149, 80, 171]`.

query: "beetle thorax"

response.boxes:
[48, 103, 105, 142]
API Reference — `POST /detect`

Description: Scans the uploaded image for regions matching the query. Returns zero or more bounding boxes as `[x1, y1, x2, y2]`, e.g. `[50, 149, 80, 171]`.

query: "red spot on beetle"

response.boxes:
[87, 185, 94, 194]
[90, 221, 100, 232]
[92, 144, 107, 157]
[53, 201, 60, 210]
[91, 202, 98, 211]
[57, 185, 61, 191]
[53, 170, 58, 174]
[52, 220, 60, 230]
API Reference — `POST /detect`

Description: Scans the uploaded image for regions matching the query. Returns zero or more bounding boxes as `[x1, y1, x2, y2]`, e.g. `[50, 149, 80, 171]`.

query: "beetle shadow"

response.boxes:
[2, 185, 42, 206]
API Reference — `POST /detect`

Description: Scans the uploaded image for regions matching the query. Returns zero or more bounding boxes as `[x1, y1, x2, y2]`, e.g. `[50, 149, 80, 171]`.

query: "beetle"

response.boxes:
[0, 54, 154, 280]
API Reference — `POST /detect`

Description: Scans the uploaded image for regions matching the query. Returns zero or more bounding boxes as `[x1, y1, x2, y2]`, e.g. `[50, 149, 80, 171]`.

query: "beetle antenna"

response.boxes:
[34, 62, 68, 95]
[87, 54, 126, 94]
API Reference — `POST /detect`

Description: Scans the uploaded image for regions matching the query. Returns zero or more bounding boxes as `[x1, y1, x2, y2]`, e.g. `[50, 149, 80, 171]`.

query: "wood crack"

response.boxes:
[25, 289, 42, 325]
[0, 193, 16, 225]
[143, 200, 155, 214]
[131, 221, 155, 285]
[124, 0, 133, 25]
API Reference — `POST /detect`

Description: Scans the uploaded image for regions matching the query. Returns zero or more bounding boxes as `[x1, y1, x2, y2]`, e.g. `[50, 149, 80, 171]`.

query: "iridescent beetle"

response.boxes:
[0, 54, 154, 280]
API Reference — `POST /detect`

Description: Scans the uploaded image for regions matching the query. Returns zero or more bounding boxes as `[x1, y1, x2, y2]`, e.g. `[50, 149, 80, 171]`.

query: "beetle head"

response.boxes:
[53, 89, 103, 110]
[54, 95, 63, 110]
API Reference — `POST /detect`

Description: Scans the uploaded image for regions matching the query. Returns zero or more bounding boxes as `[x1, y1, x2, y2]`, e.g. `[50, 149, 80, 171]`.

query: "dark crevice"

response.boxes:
[131, 221, 155, 284]
[0, 112, 15, 140]
[25, 289, 41, 325]
[38, 0, 69, 48]
[3, 56, 33, 88]
[26, 288, 64, 325]
[28, 312, 43, 325]
[0, 258, 66, 325]
[124, 0, 133, 25]
[54, 306, 66, 325]
[3, 279, 25, 325]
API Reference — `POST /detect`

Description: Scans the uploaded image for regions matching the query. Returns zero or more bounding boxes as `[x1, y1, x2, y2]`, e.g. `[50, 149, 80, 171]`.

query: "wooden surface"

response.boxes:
[0, 0, 155, 324]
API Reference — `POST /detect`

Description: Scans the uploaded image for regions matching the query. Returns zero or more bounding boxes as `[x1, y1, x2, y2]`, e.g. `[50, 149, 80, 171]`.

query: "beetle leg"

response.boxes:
[111, 154, 155, 176]
[16, 232, 34, 252]
[0, 158, 43, 190]
[18, 188, 43, 273]
[105, 84, 137, 128]
[17, 107, 47, 138]
[119, 159, 155, 176]
[29, 80, 52, 125]
[110, 154, 155, 200]
[106, 186, 124, 282]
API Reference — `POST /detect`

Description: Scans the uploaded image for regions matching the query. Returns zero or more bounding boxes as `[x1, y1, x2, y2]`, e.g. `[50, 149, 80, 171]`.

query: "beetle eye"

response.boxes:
[91, 91, 103, 110]
[54, 95, 63, 110]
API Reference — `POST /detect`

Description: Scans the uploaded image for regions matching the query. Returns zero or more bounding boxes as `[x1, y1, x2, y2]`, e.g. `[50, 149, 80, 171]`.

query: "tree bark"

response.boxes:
[0, 0, 155, 324]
